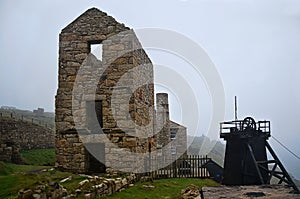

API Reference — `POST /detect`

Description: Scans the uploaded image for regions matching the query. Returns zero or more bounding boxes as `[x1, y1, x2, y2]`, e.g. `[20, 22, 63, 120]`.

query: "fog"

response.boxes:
[0, 0, 299, 179]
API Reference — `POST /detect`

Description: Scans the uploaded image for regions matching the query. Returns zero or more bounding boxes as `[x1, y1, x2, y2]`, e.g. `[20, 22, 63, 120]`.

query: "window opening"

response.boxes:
[170, 128, 177, 140]
[88, 41, 103, 61]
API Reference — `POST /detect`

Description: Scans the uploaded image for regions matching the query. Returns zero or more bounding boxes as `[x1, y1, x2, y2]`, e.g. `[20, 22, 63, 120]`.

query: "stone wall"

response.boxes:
[0, 143, 22, 164]
[0, 117, 54, 150]
[56, 8, 155, 173]
[156, 93, 187, 160]
[170, 121, 187, 159]
[0, 117, 54, 163]
[18, 172, 138, 199]
[156, 93, 171, 159]
[56, 7, 188, 174]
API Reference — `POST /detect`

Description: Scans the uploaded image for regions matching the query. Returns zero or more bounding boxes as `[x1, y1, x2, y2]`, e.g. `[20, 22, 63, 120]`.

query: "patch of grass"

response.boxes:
[0, 173, 48, 198]
[0, 161, 219, 199]
[102, 178, 219, 199]
[0, 162, 49, 198]
[20, 148, 55, 166]
[0, 162, 85, 199]
[0, 161, 12, 175]
[0, 162, 47, 176]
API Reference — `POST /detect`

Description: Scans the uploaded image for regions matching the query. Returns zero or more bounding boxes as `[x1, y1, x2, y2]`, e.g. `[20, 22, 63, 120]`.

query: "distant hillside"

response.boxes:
[187, 135, 225, 166]
[0, 107, 54, 129]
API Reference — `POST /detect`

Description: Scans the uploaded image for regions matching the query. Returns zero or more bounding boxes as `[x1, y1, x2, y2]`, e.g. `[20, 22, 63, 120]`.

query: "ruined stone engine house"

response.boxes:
[55, 8, 187, 174]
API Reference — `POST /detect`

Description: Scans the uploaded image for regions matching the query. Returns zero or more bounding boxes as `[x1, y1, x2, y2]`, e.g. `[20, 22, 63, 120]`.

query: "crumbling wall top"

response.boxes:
[61, 7, 130, 34]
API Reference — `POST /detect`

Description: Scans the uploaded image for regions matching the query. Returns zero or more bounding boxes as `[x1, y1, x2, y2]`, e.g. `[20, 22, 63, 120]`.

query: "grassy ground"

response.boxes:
[0, 162, 86, 199]
[0, 161, 219, 199]
[102, 178, 219, 199]
[0, 149, 69, 198]
[0, 162, 49, 198]
[0, 150, 219, 198]
[20, 148, 55, 166]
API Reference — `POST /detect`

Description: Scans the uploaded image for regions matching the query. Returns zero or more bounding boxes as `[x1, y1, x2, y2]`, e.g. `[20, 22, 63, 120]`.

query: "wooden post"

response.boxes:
[192, 155, 195, 178]
[202, 155, 204, 178]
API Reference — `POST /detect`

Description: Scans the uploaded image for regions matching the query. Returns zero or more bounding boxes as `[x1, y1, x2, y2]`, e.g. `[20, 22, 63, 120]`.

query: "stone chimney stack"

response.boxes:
[156, 93, 170, 157]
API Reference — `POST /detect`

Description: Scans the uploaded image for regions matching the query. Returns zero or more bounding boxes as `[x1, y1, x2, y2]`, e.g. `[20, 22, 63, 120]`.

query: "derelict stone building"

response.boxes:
[156, 93, 187, 160]
[55, 8, 187, 174]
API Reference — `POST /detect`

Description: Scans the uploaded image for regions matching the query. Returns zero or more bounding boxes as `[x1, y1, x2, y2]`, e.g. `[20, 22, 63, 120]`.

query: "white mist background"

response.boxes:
[0, 0, 299, 179]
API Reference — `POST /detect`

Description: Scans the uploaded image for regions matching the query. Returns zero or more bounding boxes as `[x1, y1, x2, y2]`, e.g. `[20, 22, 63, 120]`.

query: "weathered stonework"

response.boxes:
[0, 142, 22, 164]
[56, 8, 155, 173]
[18, 172, 138, 199]
[0, 118, 54, 150]
[55, 7, 187, 174]
[0, 117, 54, 163]
[170, 121, 187, 159]
[156, 93, 187, 160]
[156, 93, 171, 158]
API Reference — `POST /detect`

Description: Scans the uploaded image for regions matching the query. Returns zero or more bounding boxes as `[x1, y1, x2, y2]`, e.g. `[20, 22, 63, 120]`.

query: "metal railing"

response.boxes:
[220, 120, 270, 135]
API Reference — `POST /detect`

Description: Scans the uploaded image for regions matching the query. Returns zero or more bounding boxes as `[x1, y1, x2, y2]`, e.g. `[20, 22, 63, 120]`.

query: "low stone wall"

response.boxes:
[18, 172, 137, 199]
[0, 117, 54, 163]
[0, 117, 55, 150]
[0, 143, 23, 164]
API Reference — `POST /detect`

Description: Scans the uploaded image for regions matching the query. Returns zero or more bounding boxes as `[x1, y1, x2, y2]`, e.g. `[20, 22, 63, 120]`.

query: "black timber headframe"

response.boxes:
[220, 117, 299, 193]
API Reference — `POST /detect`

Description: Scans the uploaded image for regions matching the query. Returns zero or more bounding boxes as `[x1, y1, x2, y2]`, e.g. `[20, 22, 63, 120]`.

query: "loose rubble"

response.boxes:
[181, 184, 201, 199]
[18, 173, 137, 199]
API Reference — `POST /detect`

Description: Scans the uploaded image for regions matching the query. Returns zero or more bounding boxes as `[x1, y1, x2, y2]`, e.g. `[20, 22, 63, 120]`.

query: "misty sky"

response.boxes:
[1, 0, 300, 178]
